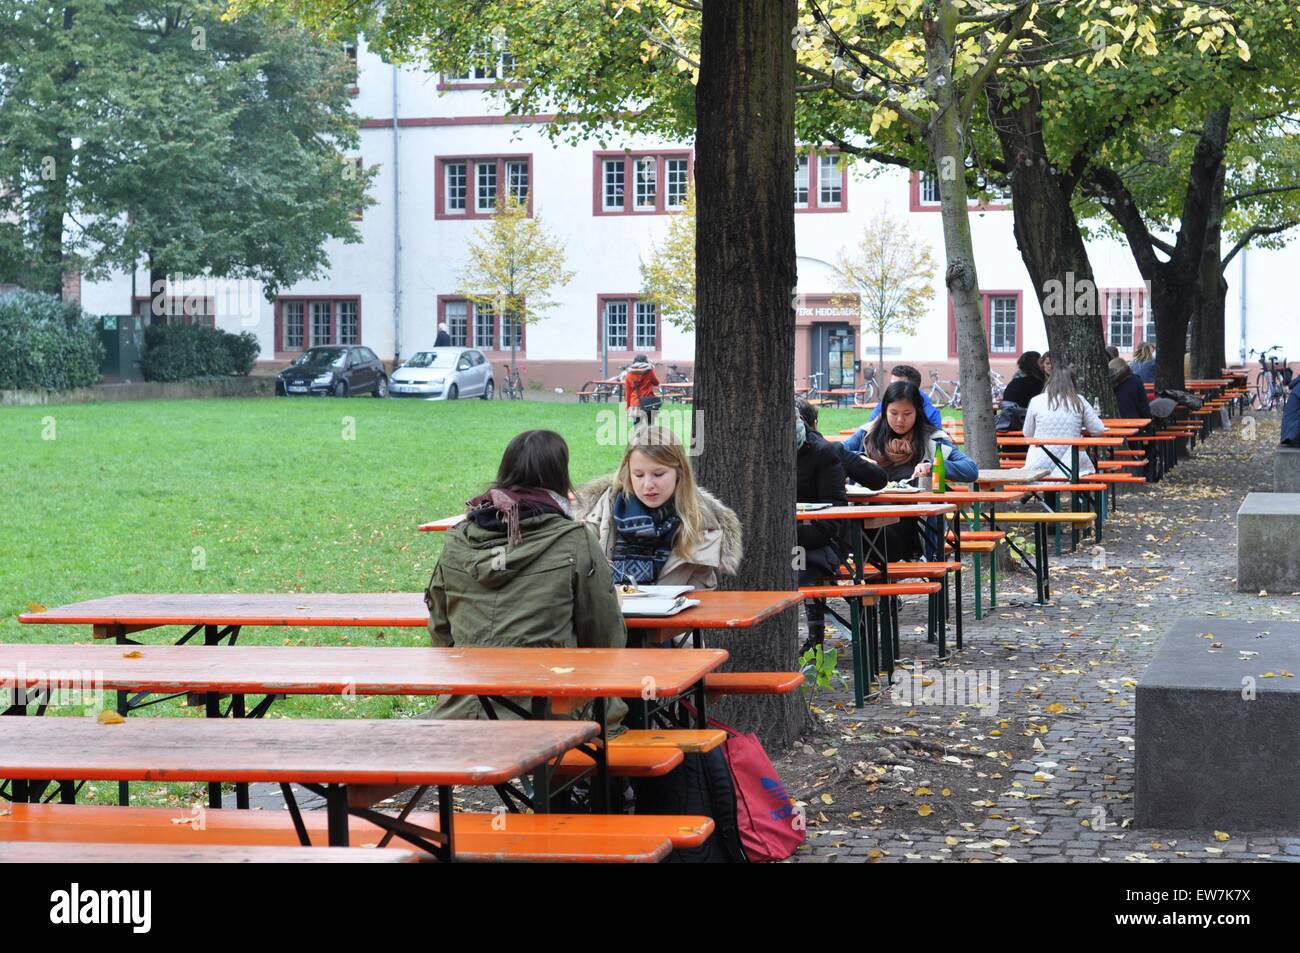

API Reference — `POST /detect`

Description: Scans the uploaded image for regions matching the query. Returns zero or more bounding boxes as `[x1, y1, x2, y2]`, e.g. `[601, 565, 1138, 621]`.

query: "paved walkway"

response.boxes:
[785, 411, 1299, 862]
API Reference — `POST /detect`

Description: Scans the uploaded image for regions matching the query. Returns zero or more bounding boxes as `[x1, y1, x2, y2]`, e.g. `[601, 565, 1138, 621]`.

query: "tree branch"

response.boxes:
[1223, 220, 1300, 266]
[794, 62, 927, 133]
[1087, 165, 1161, 279]
[1226, 184, 1300, 207]
[959, 1, 1034, 131]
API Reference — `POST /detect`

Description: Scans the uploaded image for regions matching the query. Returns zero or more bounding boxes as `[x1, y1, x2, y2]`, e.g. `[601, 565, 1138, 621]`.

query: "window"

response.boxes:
[445, 161, 467, 213]
[284, 301, 304, 350]
[920, 171, 941, 204]
[635, 301, 658, 350]
[446, 301, 468, 346]
[343, 41, 358, 93]
[666, 158, 689, 209]
[475, 302, 496, 350]
[506, 160, 529, 204]
[135, 295, 215, 327]
[445, 46, 515, 84]
[311, 301, 332, 347]
[594, 151, 692, 215]
[338, 300, 359, 345]
[634, 157, 657, 210]
[476, 162, 497, 213]
[945, 291, 1021, 358]
[604, 300, 628, 349]
[436, 156, 532, 219]
[351, 158, 364, 221]
[1107, 292, 1135, 350]
[276, 298, 361, 352]
[911, 170, 1009, 213]
[598, 296, 659, 353]
[501, 309, 522, 349]
[989, 296, 1018, 353]
[794, 155, 809, 207]
[1144, 312, 1156, 345]
[603, 158, 625, 212]
[794, 148, 848, 213]
[818, 154, 843, 207]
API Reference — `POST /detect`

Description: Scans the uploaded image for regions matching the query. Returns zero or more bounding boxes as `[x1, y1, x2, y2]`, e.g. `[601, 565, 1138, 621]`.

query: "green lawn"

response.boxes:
[0, 395, 903, 804]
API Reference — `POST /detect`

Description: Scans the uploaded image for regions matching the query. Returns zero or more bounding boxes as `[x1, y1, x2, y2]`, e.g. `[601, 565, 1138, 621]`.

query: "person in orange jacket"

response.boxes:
[622, 354, 661, 425]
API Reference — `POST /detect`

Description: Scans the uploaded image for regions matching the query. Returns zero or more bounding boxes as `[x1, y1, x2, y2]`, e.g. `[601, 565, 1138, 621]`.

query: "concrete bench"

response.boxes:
[1135, 618, 1299, 830]
[1237, 492, 1300, 592]
[1275, 446, 1300, 493]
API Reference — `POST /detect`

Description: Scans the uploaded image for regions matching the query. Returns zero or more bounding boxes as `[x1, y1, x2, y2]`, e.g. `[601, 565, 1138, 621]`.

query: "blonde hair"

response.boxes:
[615, 425, 705, 558]
[1133, 341, 1155, 362]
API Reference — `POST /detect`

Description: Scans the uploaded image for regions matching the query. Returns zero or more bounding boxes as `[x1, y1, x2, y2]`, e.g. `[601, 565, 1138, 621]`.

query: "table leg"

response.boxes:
[111, 622, 130, 806]
[1070, 447, 1081, 552]
[325, 784, 349, 847]
[952, 514, 963, 652]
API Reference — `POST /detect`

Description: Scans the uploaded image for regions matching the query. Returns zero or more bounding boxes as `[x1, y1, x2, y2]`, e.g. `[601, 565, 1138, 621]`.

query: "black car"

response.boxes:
[277, 346, 389, 397]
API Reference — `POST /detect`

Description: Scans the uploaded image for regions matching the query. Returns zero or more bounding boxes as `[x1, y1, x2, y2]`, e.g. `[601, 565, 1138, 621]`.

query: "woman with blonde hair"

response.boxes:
[574, 425, 742, 590]
[1130, 341, 1156, 385]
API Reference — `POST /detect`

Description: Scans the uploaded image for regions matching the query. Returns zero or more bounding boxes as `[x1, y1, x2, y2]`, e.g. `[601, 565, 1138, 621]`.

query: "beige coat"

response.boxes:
[573, 474, 743, 590]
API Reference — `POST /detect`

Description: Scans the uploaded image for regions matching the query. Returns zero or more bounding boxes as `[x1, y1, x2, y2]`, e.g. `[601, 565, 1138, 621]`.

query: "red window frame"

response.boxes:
[910, 170, 1011, 213]
[435, 155, 534, 220]
[592, 151, 694, 216]
[274, 296, 363, 354]
[795, 148, 849, 214]
[437, 295, 527, 356]
[946, 290, 1024, 358]
[595, 294, 662, 357]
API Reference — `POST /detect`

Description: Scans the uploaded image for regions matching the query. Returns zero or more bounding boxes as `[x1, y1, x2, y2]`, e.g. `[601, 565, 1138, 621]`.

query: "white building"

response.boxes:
[78, 40, 1300, 392]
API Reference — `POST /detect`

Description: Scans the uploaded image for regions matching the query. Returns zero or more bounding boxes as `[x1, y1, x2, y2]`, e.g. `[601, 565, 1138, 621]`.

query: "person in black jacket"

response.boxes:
[795, 398, 887, 653]
[1109, 357, 1152, 420]
[434, 323, 452, 347]
[1001, 350, 1045, 408]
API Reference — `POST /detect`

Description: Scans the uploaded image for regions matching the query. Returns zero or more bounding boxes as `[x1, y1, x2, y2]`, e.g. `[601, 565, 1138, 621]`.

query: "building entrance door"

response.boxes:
[811, 323, 857, 391]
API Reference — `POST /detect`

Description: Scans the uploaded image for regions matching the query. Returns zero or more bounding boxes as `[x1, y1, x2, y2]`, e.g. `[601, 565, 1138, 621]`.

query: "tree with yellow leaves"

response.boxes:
[457, 195, 575, 386]
[639, 186, 696, 331]
[836, 209, 935, 375]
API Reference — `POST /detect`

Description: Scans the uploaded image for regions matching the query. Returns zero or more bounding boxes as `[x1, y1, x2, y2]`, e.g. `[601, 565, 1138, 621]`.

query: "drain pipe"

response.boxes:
[391, 64, 403, 366]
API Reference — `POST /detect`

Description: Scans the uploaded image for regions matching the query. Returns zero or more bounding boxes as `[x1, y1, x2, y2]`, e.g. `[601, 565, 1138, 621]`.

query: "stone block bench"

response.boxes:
[1237, 492, 1300, 592]
[1276, 446, 1300, 493]
[1136, 617, 1299, 830]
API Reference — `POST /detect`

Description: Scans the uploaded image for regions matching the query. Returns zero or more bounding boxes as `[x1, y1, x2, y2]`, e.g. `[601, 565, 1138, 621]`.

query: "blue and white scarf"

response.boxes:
[610, 491, 681, 584]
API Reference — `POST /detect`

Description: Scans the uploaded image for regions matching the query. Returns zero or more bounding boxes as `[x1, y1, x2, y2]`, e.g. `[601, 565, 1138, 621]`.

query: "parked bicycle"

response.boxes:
[1251, 346, 1290, 411]
[857, 364, 880, 406]
[498, 363, 525, 400]
[797, 371, 826, 403]
[990, 370, 1006, 404]
[926, 369, 960, 409]
[664, 364, 690, 384]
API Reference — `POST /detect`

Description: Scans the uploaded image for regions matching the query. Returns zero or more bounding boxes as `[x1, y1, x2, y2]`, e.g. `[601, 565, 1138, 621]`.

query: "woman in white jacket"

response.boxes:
[1023, 366, 1106, 477]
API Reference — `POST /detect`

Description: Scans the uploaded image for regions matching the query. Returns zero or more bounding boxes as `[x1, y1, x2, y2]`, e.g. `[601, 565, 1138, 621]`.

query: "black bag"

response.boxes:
[632, 749, 749, 863]
[637, 393, 663, 413]
[996, 401, 1027, 433]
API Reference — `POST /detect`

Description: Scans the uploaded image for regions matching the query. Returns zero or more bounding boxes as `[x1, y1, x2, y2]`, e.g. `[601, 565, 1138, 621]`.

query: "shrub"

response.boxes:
[0, 290, 105, 391]
[141, 324, 261, 381]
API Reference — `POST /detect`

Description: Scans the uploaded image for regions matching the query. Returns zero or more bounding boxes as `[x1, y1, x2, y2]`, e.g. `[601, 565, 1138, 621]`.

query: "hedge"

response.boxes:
[0, 291, 105, 391]
[141, 324, 261, 382]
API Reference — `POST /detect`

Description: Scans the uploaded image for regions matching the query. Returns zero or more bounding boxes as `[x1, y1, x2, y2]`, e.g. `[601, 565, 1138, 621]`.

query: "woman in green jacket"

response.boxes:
[424, 429, 627, 723]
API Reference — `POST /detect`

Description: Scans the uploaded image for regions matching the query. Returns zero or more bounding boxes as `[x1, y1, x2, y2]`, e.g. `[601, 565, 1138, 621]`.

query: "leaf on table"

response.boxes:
[122, 651, 144, 659]
[548, 667, 575, 674]
[96, 710, 126, 725]
[1213, 831, 1230, 842]
[25, 602, 47, 613]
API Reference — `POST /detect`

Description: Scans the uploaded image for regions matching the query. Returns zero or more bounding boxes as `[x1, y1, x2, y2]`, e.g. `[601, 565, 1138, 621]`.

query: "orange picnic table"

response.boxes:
[0, 716, 597, 859]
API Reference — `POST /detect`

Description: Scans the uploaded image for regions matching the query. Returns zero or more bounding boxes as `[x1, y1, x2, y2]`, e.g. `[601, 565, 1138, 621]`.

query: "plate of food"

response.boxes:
[617, 584, 695, 599]
[884, 480, 921, 493]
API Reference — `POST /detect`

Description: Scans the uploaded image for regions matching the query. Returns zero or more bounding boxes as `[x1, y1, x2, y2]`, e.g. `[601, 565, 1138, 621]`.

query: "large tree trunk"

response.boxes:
[1190, 165, 1227, 380]
[148, 257, 168, 324]
[987, 82, 1116, 414]
[924, 5, 997, 467]
[34, 7, 78, 298]
[694, 0, 801, 748]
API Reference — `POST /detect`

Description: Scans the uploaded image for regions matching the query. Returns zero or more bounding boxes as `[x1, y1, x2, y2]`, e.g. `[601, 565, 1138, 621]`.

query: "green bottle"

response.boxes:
[933, 442, 947, 493]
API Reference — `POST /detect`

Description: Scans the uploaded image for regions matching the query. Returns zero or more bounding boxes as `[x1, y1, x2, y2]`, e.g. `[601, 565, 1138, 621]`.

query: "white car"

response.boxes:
[389, 348, 495, 400]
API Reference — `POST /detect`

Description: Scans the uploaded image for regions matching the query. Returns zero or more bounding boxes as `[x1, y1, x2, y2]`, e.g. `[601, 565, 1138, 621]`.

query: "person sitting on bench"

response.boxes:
[1023, 365, 1106, 476]
[842, 364, 941, 453]
[796, 397, 888, 653]
[424, 429, 627, 723]
[1109, 357, 1152, 420]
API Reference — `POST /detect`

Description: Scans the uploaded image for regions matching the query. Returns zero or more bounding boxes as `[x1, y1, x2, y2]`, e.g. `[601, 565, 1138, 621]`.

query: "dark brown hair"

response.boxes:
[491, 430, 573, 497]
[890, 364, 922, 387]
[795, 395, 818, 430]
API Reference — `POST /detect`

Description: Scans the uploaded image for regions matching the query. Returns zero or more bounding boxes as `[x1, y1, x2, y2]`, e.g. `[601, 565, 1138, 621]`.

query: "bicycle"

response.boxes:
[1251, 346, 1290, 411]
[926, 369, 960, 409]
[798, 371, 826, 404]
[497, 363, 525, 400]
[990, 370, 1006, 404]
[664, 364, 690, 384]
[856, 364, 879, 406]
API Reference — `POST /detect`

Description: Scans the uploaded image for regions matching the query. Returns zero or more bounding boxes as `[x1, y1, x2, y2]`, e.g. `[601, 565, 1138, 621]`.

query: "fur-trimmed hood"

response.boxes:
[573, 473, 744, 582]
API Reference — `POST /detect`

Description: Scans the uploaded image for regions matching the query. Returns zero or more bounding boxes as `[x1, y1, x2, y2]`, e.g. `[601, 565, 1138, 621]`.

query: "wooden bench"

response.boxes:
[0, 715, 601, 860]
[702, 671, 804, 698]
[0, 840, 423, 864]
[0, 803, 714, 864]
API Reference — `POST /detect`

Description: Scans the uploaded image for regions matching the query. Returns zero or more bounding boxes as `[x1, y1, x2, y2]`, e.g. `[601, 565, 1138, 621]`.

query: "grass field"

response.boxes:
[0, 395, 938, 804]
